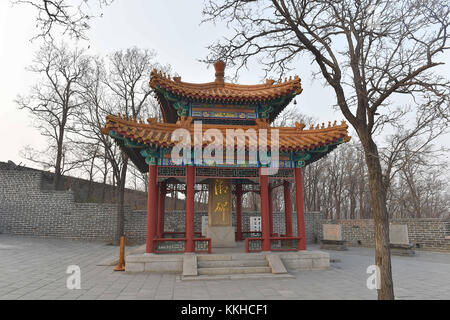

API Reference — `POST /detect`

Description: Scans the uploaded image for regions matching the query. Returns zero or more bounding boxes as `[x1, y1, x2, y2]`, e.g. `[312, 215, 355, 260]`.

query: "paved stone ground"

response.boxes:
[0, 235, 449, 300]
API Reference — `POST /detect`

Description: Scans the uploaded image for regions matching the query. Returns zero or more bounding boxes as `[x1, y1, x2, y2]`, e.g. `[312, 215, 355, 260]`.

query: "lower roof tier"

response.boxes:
[101, 114, 350, 173]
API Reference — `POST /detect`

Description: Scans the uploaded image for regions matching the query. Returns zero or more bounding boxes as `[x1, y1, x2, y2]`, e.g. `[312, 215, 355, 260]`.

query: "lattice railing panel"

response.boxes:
[245, 238, 263, 252]
[154, 239, 185, 253]
[270, 237, 301, 251]
[158, 166, 186, 177]
[194, 238, 211, 253]
[196, 167, 259, 178]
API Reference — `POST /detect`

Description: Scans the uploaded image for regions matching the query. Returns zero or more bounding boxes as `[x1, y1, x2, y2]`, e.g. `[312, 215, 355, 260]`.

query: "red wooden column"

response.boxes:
[259, 169, 271, 251]
[283, 180, 293, 237]
[185, 166, 195, 252]
[157, 181, 166, 237]
[146, 164, 158, 253]
[235, 184, 243, 241]
[268, 183, 274, 236]
[294, 167, 306, 250]
[155, 182, 161, 236]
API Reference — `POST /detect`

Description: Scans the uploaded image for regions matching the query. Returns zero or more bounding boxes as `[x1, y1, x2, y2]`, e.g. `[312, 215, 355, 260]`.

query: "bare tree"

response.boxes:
[13, 0, 113, 40]
[203, 0, 450, 299]
[74, 56, 118, 200]
[17, 41, 90, 189]
[104, 47, 164, 239]
[75, 48, 166, 240]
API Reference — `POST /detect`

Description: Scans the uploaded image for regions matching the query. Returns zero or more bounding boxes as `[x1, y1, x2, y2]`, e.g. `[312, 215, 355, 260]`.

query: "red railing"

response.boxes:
[240, 231, 262, 240]
[154, 237, 186, 254]
[239, 231, 279, 240]
[153, 237, 211, 254]
[162, 231, 203, 238]
[245, 236, 302, 252]
[194, 238, 212, 254]
[270, 236, 301, 251]
[245, 237, 263, 252]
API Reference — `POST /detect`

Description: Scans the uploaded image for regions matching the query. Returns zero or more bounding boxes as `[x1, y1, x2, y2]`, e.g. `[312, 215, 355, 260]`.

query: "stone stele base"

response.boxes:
[320, 239, 347, 251]
[390, 244, 415, 256]
[206, 225, 236, 248]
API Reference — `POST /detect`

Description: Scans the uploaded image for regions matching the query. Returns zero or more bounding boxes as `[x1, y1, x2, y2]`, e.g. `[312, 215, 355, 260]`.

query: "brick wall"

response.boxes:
[123, 210, 322, 244]
[0, 164, 120, 241]
[317, 219, 450, 252]
[1, 163, 448, 251]
[0, 162, 321, 244]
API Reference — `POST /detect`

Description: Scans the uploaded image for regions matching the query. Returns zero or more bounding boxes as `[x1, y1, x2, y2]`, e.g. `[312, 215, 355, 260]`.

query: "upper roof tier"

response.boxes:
[150, 61, 302, 123]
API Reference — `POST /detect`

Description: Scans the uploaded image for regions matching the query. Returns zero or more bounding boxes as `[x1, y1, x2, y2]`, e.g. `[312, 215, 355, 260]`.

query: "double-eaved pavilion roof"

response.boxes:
[102, 115, 350, 172]
[102, 61, 350, 173]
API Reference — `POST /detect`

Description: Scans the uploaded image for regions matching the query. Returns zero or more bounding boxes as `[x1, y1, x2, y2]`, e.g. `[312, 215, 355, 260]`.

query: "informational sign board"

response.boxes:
[250, 216, 262, 232]
[201, 216, 209, 237]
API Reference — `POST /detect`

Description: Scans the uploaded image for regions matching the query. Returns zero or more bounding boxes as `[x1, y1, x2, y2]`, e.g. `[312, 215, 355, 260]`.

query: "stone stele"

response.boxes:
[206, 178, 236, 248]
[389, 224, 409, 245]
[322, 224, 343, 241]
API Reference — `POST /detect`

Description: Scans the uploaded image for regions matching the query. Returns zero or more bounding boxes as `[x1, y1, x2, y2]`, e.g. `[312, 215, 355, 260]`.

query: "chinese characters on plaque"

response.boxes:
[208, 179, 232, 226]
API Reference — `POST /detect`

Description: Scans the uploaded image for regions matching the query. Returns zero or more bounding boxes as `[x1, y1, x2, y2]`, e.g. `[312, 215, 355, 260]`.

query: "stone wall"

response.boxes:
[0, 162, 321, 244]
[317, 219, 450, 252]
[124, 210, 322, 244]
[1, 162, 448, 251]
[0, 164, 120, 241]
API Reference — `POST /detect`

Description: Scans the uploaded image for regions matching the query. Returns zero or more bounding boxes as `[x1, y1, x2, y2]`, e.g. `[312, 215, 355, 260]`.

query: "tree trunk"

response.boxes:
[360, 134, 395, 300]
[116, 155, 129, 241]
[54, 138, 64, 190]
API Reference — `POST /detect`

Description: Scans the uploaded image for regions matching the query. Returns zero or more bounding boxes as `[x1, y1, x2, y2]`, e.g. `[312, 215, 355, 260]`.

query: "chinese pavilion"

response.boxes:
[102, 61, 350, 254]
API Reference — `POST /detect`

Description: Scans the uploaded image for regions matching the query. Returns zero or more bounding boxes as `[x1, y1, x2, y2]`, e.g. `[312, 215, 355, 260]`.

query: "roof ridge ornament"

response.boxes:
[177, 116, 193, 128]
[255, 118, 270, 128]
[295, 122, 306, 130]
[214, 60, 226, 85]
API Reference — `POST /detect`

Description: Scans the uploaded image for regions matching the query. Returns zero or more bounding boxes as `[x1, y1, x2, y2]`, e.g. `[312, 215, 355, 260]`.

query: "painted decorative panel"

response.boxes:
[191, 103, 257, 120]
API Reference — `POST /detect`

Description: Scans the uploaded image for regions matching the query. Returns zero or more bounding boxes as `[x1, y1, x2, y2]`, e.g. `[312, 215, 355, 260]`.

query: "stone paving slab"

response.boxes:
[1, 235, 449, 300]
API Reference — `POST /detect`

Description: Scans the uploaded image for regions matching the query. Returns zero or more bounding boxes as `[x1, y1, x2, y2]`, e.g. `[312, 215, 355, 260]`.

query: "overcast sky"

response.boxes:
[0, 0, 448, 169]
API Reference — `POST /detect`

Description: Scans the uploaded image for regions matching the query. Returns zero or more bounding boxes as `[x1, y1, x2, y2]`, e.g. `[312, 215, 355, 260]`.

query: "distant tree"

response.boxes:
[203, 0, 450, 299]
[13, 0, 113, 40]
[17, 41, 90, 189]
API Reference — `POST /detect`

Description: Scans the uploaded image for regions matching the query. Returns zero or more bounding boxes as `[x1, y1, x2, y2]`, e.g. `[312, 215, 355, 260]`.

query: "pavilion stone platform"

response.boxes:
[124, 244, 330, 279]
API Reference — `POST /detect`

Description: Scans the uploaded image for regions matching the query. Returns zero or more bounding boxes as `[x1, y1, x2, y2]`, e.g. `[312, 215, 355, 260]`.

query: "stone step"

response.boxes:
[198, 259, 269, 268]
[229, 253, 267, 260]
[198, 266, 271, 275]
[197, 254, 267, 261]
[180, 273, 295, 281]
[266, 254, 288, 274]
[197, 255, 232, 261]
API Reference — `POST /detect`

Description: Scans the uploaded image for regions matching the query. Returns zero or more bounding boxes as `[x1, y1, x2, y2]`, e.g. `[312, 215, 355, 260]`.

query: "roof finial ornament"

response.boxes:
[214, 60, 226, 85]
